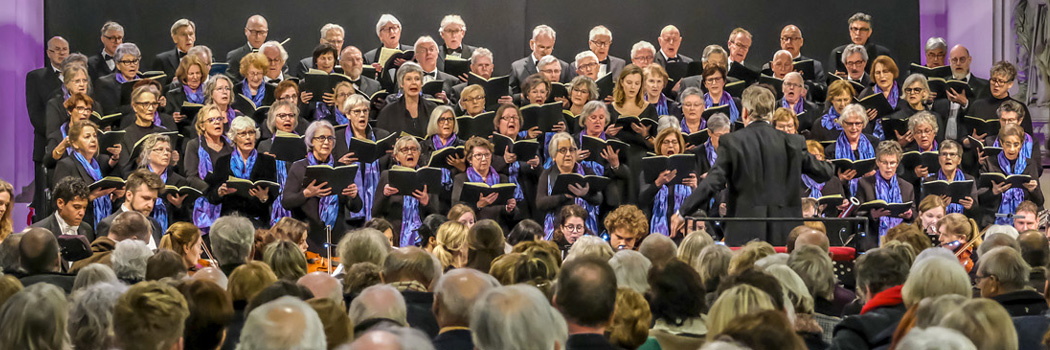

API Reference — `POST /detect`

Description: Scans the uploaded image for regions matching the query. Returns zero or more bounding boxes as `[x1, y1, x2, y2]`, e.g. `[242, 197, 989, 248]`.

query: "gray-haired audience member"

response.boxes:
[0, 283, 70, 350]
[347, 327, 436, 350]
[72, 263, 119, 292]
[338, 228, 393, 271]
[976, 246, 1046, 316]
[111, 239, 153, 283]
[896, 326, 976, 350]
[348, 284, 408, 331]
[237, 296, 327, 350]
[471, 285, 568, 350]
[638, 233, 677, 268]
[432, 268, 501, 350]
[193, 266, 229, 290]
[608, 250, 652, 294]
[69, 281, 129, 350]
[211, 215, 255, 275]
[299, 271, 344, 305]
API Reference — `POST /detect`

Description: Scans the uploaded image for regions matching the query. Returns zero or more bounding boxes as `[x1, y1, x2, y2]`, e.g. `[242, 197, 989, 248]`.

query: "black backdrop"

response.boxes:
[45, 0, 919, 77]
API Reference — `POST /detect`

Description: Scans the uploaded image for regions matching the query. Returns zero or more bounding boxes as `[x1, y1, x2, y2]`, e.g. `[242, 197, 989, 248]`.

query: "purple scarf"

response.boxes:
[681, 118, 706, 134]
[835, 132, 875, 195]
[73, 151, 110, 226]
[231, 148, 258, 179]
[270, 158, 292, 226]
[938, 169, 966, 214]
[308, 152, 339, 228]
[114, 72, 138, 84]
[432, 134, 458, 190]
[241, 79, 266, 107]
[704, 91, 740, 123]
[348, 129, 380, 221]
[184, 84, 205, 104]
[875, 174, 903, 237]
[871, 82, 899, 139]
[193, 139, 223, 229]
[651, 182, 691, 236]
[995, 152, 1028, 225]
[820, 106, 842, 132]
[400, 165, 423, 247]
[802, 174, 824, 199]
[782, 98, 805, 115]
[993, 134, 1034, 160]
[148, 165, 169, 232]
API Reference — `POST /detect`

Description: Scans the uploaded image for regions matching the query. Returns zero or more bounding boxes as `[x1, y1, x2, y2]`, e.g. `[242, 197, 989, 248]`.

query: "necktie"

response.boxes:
[444, 46, 462, 56]
[177, 50, 187, 59]
[103, 54, 114, 61]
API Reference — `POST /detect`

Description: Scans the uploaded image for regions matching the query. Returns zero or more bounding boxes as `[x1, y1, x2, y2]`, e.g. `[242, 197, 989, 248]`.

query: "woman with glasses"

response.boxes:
[51, 120, 120, 227]
[119, 84, 177, 176]
[95, 43, 142, 114]
[857, 55, 902, 139]
[232, 53, 275, 119]
[376, 62, 438, 138]
[565, 76, 598, 131]
[137, 133, 193, 232]
[854, 141, 915, 250]
[182, 105, 231, 230]
[166, 55, 209, 137]
[920, 140, 978, 218]
[457, 85, 487, 117]
[977, 100, 1042, 177]
[641, 128, 699, 237]
[282, 120, 363, 251]
[205, 116, 278, 227]
[678, 87, 707, 138]
[451, 136, 520, 231]
[271, 80, 311, 135]
[45, 93, 118, 169]
[574, 101, 630, 210]
[966, 61, 1034, 137]
[491, 103, 542, 222]
[809, 80, 858, 142]
[902, 112, 942, 186]
[550, 204, 590, 253]
[536, 132, 605, 236]
[978, 124, 1043, 226]
[45, 64, 101, 141]
[314, 81, 354, 126]
[258, 100, 305, 225]
[204, 75, 244, 131]
[374, 136, 442, 247]
[824, 104, 880, 197]
[700, 65, 741, 123]
[422, 106, 467, 208]
[335, 94, 391, 223]
[643, 65, 681, 119]
[886, 74, 943, 148]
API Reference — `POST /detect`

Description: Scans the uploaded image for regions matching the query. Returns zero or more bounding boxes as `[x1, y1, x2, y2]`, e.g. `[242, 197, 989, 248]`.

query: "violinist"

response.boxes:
[937, 212, 980, 273]
[158, 221, 207, 275]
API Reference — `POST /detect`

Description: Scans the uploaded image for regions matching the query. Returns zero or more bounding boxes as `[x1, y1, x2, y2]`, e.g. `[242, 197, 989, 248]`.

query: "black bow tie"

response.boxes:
[444, 46, 462, 56]
[103, 54, 114, 61]
[177, 50, 187, 59]
[666, 57, 680, 63]
[424, 72, 437, 78]
[599, 58, 610, 66]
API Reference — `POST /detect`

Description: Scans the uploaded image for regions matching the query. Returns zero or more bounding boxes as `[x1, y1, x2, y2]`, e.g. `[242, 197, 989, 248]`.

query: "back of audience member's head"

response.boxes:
[344, 262, 382, 295]
[706, 284, 777, 339]
[0, 274, 23, 306]
[338, 228, 392, 268]
[555, 256, 618, 328]
[382, 246, 442, 289]
[882, 240, 919, 265]
[983, 224, 1020, 241]
[716, 269, 786, 312]
[228, 261, 277, 302]
[791, 226, 829, 253]
[177, 279, 234, 350]
[696, 244, 733, 292]
[253, 228, 276, 261]
[211, 215, 255, 267]
[193, 267, 229, 290]
[678, 230, 715, 268]
[884, 223, 931, 255]
[787, 245, 836, 302]
[754, 253, 789, 270]
[364, 217, 395, 247]
[1018, 230, 1049, 270]
[239, 296, 327, 350]
[348, 327, 435, 350]
[914, 294, 970, 328]
[715, 310, 807, 350]
[488, 252, 526, 285]
[19, 227, 60, 274]
[111, 239, 153, 281]
[512, 239, 563, 270]
[308, 298, 354, 350]
[649, 259, 706, 325]
[728, 241, 776, 275]
[0, 232, 24, 272]
[264, 239, 308, 280]
[977, 246, 1031, 295]
[566, 235, 614, 261]
[246, 279, 315, 315]
[507, 219, 543, 246]
[764, 264, 814, 314]
[639, 233, 677, 268]
[146, 249, 187, 281]
[471, 285, 568, 350]
[298, 272, 344, 304]
[433, 268, 500, 328]
[513, 249, 559, 299]
[787, 225, 815, 253]
[896, 326, 977, 350]
[608, 249, 652, 294]
[607, 288, 652, 350]
[855, 247, 911, 301]
[73, 262, 118, 292]
[109, 211, 151, 242]
[901, 253, 971, 306]
[466, 219, 505, 272]
[939, 298, 1018, 350]
[978, 232, 1020, 258]
[0, 283, 69, 350]
[433, 221, 469, 270]
[113, 281, 190, 350]
[69, 281, 127, 350]
[348, 284, 408, 328]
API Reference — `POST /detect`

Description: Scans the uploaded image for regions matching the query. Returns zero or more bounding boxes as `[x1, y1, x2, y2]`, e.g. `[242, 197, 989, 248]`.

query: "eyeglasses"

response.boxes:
[633, 55, 654, 62]
[704, 77, 724, 84]
[103, 34, 124, 42]
[904, 87, 925, 94]
[463, 96, 485, 103]
[730, 40, 750, 50]
[556, 146, 578, 155]
[336, 92, 352, 99]
[134, 101, 160, 108]
[437, 117, 455, 124]
[578, 62, 599, 70]
[682, 102, 704, 108]
[939, 152, 960, 158]
[499, 115, 518, 121]
[589, 40, 611, 48]
[118, 58, 140, 65]
[206, 117, 225, 123]
[237, 130, 258, 138]
[381, 26, 401, 33]
[214, 86, 233, 92]
[876, 159, 899, 167]
[275, 113, 296, 119]
[398, 146, 420, 154]
[990, 78, 1012, 86]
[783, 82, 804, 89]
[562, 224, 585, 233]
[247, 29, 268, 36]
[48, 47, 69, 54]
[312, 135, 336, 143]
[73, 106, 93, 113]
[348, 108, 369, 115]
[845, 60, 866, 67]
[949, 57, 968, 64]
[246, 71, 264, 78]
[780, 36, 802, 42]
[539, 68, 560, 75]
[661, 138, 680, 146]
[443, 28, 464, 35]
[842, 121, 865, 128]
[151, 147, 172, 153]
[914, 128, 935, 136]
[472, 153, 491, 160]
[849, 26, 871, 33]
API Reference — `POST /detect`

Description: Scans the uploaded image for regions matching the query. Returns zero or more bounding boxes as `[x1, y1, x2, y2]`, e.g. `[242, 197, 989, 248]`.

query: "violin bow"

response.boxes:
[201, 235, 220, 267]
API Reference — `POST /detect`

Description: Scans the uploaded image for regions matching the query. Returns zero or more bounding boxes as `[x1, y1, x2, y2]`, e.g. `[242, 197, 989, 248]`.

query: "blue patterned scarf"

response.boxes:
[226, 107, 237, 124]
[875, 173, 903, 237]
[802, 174, 824, 199]
[241, 79, 266, 107]
[705, 91, 740, 123]
[60, 123, 74, 155]
[432, 134, 458, 191]
[650, 181, 691, 236]
[148, 165, 169, 232]
[308, 152, 339, 228]
[348, 129, 380, 221]
[993, 134, 1034, 160]
[783, 98, 805, 115]
[648, 93, 670, 116]
[184, 84, 205, 104]
[938, 169, 966, 214]
[871, 82, 899, 140]
[114, 72, 139, 84]
[681, 118, 706, 134]
[400, 165, 423, 247]
[996, 152, 1028, 225]
[231, 148, 258, 179]
[151, 111, 162, 127]
[835, 131, 875, 195]
[578, 132, 607, 175]
[270, 158, 292, 226]
[193, 140, 222, 228]
[74, 151, 110, 226]
[820, 106, 842, 132]
[543, 164, 599, 238]
[704, 140, 717, 167]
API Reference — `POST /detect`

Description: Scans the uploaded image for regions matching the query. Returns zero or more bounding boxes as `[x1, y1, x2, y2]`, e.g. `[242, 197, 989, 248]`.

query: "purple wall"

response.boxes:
[919, 0, 995, 77]
[2, 0, 44, 232]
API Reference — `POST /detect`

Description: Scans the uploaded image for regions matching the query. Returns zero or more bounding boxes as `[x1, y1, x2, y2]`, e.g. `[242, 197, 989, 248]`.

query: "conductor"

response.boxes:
[673, 85, 835, 246]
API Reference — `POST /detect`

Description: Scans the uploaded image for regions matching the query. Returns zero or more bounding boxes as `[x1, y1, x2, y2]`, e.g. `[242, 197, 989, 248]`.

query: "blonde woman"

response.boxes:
[706, 284, 777, 340]
[433, 221, 469, 270]
[0, 180, 13, 242]
[158, 222, 205, 274]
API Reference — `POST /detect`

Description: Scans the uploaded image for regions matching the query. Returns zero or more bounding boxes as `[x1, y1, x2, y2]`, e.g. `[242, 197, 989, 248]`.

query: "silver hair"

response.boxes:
[375, 14, 401, 37]
[908, 111, 939, 135]
[471, 47, 493, 65]
[414, 35, 438, 52]
[679, 86, 704, 103]
[69, 281, 128, 350]
[848, 12, 873, 28]
[532, 24, 556, 41]
[396, 62, 424, 91]
[896, 326, 976, 350]
[656, 115, 681, 134]
[73, 263, 119, 293]
[902, 252, 972, 306]
[321, 23, 345, 39]
[574, 51, 599, 67]
[741, 85, 776, 121]
[925, 37, 947, 52]
[914, 247, 957, 264]
[297, 273, 344, 303]
[170, 18, 195, 36]
[226, 116, 260, 142]
[702, 45, 728, 64]
[350, 327, 436, 350]
[837, 104, 868, 128]
[433, 268, 500, 325]
[471, 285, 568, 350]
[348, 284, 408, 326]
[700, 341, 753, 350]
[439, 15, 466, 33]
[569, 75, 599, 100]
[977, 246, 1031, 290]
[589, 25, 612, 41]
[903, 74, 930, 95]
[101, 21, 124, 36]
[660, 25, 680, 36]
[784, 71, 805, 85]
[303, 120, 335, 151]
[982, 225, 1020, 241]
[638, 233, 677, 266]
[755, 253, 790, 270]
[338, 228, 393, 268]
[788, 245, 836, 301]
[915, 294, 970, 328]
[546, 132, 576, 160]
[266, 100, 300, 133]
[426, 105, 458, 137]
[566, 235, 614, 261]
[136, 134, 172, 169]
[259, 40, 289, 62]
[630, 41, 656, 58]
[382, 247, 443, 287]
[707, 113, 731, 132]
[211, 215, 255, 266]
[537, 55, 560, 70]
[579, 100, 610, 126]
[111, 239, 153, 281]
[765, 264, 815, 314]
[392, 135, 422, 158]
[608, 250, 652, 294]
[341, 94, 369, 115]
[205, 74, 234, 104]
[237, 296, 327, 350]
[841, 44, 869, 65]
[0, 283, 70, 350]
[696, 244, 733, 289]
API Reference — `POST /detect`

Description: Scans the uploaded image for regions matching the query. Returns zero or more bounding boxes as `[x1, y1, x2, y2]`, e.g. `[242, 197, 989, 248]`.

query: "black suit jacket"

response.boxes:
[19, 273, 76, 294]
[432, 329, 473, 350]
[680, 121, 834, 245]
[26, 66, 62, 162]
[226, 43, 258, 81]
[151, 49, 181, 85]
[354, 76, 383, 98]
[31, 212, 96, 242]
[654, 51, 694, 68]
[363, 44, 415, 65]
[566, 333, 624, 350]
[287, 56, 314, 80]
[94, 73, 124, 115]
[829, 41, 893, 73]
[205, 153, 279, 226]
[281, 158, 363, 252]
[88, 53, 115, 80]
[965, 74, 991, 100]
[436, 43, 476, 72]
[95, 209, 164, 245]
[855, 174, 916, 250]
[402, 290, 440, 338]
[509, 55, 575, 93]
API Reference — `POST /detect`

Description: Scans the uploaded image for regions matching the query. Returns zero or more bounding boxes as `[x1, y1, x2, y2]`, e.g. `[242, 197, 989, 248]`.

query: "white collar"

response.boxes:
[56, 214, 75, 235]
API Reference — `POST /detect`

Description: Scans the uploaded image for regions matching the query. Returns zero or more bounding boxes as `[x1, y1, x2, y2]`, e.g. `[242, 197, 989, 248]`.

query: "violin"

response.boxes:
[306, 251, 339, 273]
[941, 239, 975, 273]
